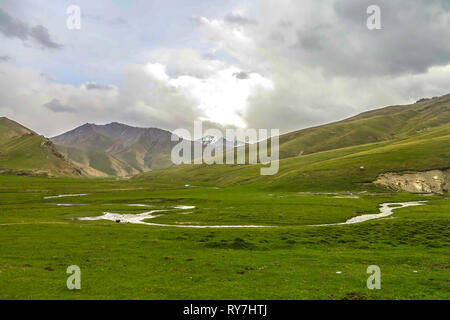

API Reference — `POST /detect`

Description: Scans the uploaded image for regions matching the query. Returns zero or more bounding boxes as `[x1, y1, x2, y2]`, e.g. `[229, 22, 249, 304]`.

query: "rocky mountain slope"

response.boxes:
[51, 122, 180, 177]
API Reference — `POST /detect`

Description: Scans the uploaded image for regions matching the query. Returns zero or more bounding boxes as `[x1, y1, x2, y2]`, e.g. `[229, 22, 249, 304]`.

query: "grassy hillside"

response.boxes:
[48, 94, 450, 178]
[0, 117, 82, 177]
[272, 94, 450, 159]
[136, 122, 450, 192]
[205, 94, 450, 167]
[1, 98, 449, 299]
[136, 94, 450, 192]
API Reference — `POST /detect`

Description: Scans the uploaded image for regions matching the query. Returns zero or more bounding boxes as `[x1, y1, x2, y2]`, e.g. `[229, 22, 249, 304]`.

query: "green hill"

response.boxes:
[275, 94, 450, 159]
[0, 117, 82, 177]
[136, 96, 450, 192]
[209, 94, 450, 166]
[2, 94, 449, 181]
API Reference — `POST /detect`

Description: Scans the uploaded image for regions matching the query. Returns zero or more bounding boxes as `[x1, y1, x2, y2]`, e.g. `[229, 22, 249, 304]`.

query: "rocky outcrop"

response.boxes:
[374, 170, 450, 194]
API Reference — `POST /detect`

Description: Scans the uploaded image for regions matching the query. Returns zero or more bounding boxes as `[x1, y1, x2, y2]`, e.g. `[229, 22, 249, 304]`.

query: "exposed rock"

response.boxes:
[415, 97, 438, 104]
[416, 98, 431, 104]
[374, 170, 450, 194]
[41, 140, 53, 147]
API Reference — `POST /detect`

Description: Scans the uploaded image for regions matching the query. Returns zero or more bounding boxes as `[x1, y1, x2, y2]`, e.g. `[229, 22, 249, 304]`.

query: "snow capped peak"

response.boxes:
[200, 135, 217, 145]
[197, 135, 245, 148]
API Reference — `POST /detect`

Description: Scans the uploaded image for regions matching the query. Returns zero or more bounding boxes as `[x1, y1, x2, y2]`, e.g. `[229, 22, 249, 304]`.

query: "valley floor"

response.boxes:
[0, 175, 448, 299]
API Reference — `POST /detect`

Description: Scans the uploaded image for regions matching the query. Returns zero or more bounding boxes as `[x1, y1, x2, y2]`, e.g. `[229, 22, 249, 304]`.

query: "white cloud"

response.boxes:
[0, 55, 273, 136]
[145, 63, 170, 82]
[144, 48, 226, 78]
[138, 50, 274, 128]
[169, 66, 273, 127]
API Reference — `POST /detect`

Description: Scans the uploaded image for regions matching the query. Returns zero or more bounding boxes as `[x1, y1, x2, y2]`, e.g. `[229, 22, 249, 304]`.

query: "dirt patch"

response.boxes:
[205, 237, 259, 250]
[342, 292, 368, 300]
[374, 169, 450, 194]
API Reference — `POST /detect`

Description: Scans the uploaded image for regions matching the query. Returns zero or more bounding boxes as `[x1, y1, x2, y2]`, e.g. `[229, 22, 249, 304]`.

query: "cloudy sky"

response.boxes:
[0, 0, 449, 137]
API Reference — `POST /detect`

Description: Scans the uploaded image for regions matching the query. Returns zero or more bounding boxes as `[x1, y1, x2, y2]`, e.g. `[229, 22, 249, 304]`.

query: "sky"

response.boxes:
[0, 0, 449, 137]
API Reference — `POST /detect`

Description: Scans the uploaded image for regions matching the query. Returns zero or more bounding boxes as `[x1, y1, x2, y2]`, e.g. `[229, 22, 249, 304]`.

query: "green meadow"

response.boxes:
[0, 174, 448, 300]
[1, 99, 449, 299]
[0, 0, 449, 302]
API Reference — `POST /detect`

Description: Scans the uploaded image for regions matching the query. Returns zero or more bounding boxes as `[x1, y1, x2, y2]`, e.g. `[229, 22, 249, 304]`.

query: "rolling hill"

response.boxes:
[274, 94, 450, 159]
[136, 94, 450, 192]
[136, 122, 450, 191]
[0, 117, 82, 177]
[210, 94, 450, 165]
[1, 93, 449, 180]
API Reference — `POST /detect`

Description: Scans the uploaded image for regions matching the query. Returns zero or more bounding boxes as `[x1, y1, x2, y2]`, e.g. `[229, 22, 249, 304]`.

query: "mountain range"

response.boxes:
[137, 94, 450, 192]
[51, 122, 179, 176]
[51, 123, 245, 177]
[0, 93, 449, 179]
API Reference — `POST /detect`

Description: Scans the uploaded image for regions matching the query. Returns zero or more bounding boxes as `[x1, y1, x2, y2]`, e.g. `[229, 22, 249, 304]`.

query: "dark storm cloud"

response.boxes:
[224, 12, 257, 25]
[40, 72, 54, 81]
[277, 20, 293, 28]
[0, 55, 11, 62]
[0, 8, 62, 49]
[202, 52, 216, 60]
[43, 99, 76, 113]
[287, 0, 450, 76]
[238, 0, 450, 132]
[29, 25, 62, 49]
[0, 8, 28, 39]
[83, 82, 115, 90]
[189, 15, 204, 26]
[233, 71, 251, 79]
[296, 25, 332, 51]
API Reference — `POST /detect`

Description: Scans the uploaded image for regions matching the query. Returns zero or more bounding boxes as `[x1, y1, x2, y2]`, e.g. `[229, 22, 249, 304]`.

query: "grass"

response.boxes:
[0, 118, 80, 176]
[0, 99, 449, 299]
[136, 122, 450, 192]
[0, 175, 448, 299]
[275, 94, 450, 159]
